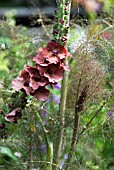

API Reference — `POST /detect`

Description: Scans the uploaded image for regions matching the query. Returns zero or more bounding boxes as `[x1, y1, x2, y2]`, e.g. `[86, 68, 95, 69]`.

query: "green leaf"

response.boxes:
[0, 147, 18, 161]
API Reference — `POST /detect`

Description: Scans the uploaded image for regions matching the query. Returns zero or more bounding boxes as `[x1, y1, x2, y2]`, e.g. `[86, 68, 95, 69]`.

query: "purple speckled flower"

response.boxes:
[52, 95, 60, 104]
[40, 107, 48, 117]
[107, 107, 114, 117]
[60, 154, 68, 168]
[64, 154, 68, 160]
[107, 111, 113, 117]
[52, 82, 61, 104]
[54, 82, 61, 90]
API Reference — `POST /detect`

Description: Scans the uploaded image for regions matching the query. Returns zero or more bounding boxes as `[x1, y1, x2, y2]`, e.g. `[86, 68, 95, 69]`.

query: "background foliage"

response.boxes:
[0, 2, 114, 170]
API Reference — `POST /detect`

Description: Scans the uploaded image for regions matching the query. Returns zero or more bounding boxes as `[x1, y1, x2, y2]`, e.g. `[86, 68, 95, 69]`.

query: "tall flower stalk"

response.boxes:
[53, 0, 71, 46]
[53, 0, 71, 169]
[11, 1, 71, 170]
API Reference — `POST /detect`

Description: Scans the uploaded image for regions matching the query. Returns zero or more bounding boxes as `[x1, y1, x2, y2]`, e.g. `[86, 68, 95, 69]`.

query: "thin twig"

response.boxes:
[76, 101, 108, 144]
[64, 73, 83, 170]
[38, 8, 51, 39]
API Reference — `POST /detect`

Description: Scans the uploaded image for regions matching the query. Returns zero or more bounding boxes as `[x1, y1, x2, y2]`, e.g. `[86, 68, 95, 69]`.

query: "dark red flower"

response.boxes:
[12, 40, 71, 102]
[33, 41, 71, 65]
[26, 66, 49, 90]
[33, 48, 51, 66]
[37, 63, 64, 83]
[4, 108, 22, 123]
[31, 87, 50, 101]
[12, 70, 33, 95]
[46, 41, 70, 62]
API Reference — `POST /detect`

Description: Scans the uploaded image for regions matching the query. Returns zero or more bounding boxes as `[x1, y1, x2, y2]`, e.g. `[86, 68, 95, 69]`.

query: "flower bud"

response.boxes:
[60, 19, 64, 24]
[53, 29, 59, 35]
[61, 36, 67, 42]
[8, 103, 14, 108]
[65, 6, 69, 11]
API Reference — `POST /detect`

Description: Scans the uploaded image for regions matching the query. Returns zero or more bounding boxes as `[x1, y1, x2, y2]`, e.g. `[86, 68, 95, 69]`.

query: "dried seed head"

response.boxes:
[77, 85, 89, 112]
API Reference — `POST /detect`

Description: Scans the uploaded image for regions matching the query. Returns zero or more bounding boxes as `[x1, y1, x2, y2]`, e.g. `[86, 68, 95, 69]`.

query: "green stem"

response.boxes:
[57, 0, 65, 43]
[65, 109, 79, 170]
[53, 1, 71, 169]
[35, 111, 53, 170]
[54, 0, 71, 45]
[53, 59, 69, 170]
[64, 75, 82, 170]
[59, 0, 65, 37]
[27, 118, 33, 170]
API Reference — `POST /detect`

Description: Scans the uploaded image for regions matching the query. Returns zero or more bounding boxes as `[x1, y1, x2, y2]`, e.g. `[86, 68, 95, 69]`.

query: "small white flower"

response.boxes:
[14, 152, 22, 158]
[1, 44, 6, 50]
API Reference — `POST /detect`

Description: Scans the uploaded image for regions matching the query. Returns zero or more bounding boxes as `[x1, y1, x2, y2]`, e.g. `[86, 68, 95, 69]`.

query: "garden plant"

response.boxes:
[0, 0, 114, 170]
